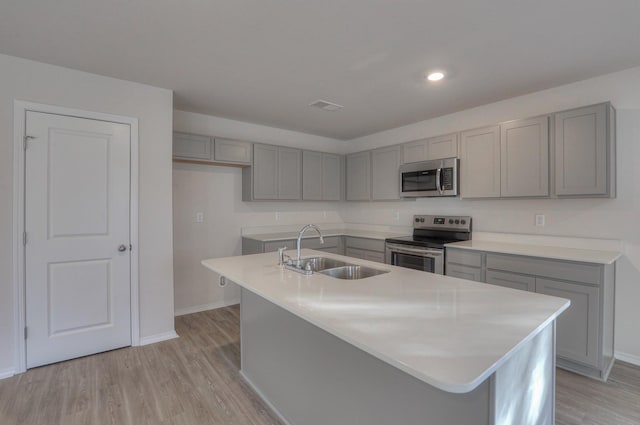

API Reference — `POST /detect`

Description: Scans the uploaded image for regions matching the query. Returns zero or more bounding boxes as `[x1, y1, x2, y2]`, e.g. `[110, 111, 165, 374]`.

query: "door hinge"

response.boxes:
[24, 327, 27, 340]
[23, 231, 27, 246]
[23, 135, 35, 151]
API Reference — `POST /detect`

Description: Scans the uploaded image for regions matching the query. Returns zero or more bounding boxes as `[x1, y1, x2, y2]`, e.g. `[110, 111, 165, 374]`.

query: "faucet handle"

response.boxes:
[278, 246, 288, 266]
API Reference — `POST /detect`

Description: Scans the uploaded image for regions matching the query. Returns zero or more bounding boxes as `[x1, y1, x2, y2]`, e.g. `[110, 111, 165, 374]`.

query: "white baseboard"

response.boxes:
[174, 298, 240, 317]
[0, 368, 15, 380]
[615, 351, 640, 366]
[139, 330, 179, 346]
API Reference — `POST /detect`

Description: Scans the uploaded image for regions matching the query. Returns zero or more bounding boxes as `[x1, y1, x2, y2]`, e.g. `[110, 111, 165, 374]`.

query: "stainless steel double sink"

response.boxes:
[296, 256, 389, 280]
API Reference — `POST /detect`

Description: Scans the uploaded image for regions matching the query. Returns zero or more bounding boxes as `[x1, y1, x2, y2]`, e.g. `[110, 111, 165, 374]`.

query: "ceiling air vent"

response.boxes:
[309, 99, 344, 112]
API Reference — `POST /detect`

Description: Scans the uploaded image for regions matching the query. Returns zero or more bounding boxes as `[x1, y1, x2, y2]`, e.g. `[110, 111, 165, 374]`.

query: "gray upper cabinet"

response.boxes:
[251, 144, 279, 200]
[460, 126, 501, 198]
[244, 144, 302, 200]
[371, 145, 401, 200]
[277, 147, 302, 200]
[554, 103, 615, 197]
[500, 116, 549, 197]
[346, 151, 371, 201]
[214, 138, 252, 164]
[402, 133, 458, 164]
[302, 151, 341, 201]
[173, 132, 212, 160]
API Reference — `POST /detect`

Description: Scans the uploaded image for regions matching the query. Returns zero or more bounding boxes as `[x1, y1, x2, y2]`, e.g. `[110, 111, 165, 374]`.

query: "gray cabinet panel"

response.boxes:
[277, 147, 302, 200]
[301, 236, 339, 250]
[371, 145, 401, 200]
[322, 153, 341, 201]
[500, 116, 549, 197]
[486, 270, 535, 292]
[486, 254, 601, 285]
[446, 249, 483, 267]
[345, 247, 366, 260]
[536, 277, 600, 368]
[555, 103, 611, 197]
[263, 240, 295, 253]
[173, 132, 212, 160]
[402, 133, 458, 164]
[252, 144, 279, 200]
[446, 264, 483, 282]
[364, 251, 385, 263]
[302, 151, 323, 200]
[346, 151, 371, 201]
[345, 237, 385, 252]
[460, 126, 501, 198]
[214, 138, 252, 164]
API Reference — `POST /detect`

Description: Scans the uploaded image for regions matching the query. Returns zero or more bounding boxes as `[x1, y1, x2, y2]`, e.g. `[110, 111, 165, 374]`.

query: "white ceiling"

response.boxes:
[1, 0, 639, 140]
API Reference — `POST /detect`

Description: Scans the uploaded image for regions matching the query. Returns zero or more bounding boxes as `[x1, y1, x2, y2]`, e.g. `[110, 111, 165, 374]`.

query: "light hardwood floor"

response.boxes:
[1, 306, 639, 425]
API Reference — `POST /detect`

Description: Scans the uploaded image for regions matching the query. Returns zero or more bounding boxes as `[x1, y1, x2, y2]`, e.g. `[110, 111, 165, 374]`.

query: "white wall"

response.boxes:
[172, 111, 343, 314]
[0, 54, 175, 374]
[342, 66, 640, 363]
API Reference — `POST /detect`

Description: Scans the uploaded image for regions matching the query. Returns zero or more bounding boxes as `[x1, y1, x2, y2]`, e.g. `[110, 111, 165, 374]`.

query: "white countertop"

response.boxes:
[202, 249, 569, 394]
[446, 240, 622, 264]
[242, 228, 409, 242]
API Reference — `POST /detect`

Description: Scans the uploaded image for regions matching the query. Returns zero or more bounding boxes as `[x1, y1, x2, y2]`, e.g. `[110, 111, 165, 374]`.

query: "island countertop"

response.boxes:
[202, 249, 569, 394]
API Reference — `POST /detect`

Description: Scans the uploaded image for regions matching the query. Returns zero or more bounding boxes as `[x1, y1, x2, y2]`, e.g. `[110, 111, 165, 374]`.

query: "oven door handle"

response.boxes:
[387, 245, 443, 258]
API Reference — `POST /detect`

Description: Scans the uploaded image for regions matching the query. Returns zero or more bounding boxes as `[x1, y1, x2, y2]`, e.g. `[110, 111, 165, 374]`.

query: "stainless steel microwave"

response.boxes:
[399, 157, 459, 198]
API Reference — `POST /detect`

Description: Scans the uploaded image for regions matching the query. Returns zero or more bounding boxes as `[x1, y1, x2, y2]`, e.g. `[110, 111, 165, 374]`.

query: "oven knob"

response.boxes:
[415, 218, 419, 223]
[420, 218, 425, 222]
[461, 219, 466, 225]
[448, 219, 454, 224]
[454, 219, 460, 224]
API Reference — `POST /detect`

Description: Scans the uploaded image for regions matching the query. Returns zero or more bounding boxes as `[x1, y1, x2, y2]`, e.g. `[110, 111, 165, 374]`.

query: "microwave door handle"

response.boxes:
[435, 167, 442, 194]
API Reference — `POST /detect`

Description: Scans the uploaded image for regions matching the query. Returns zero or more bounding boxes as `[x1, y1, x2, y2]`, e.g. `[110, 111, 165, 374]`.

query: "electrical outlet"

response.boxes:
[275, 212, 280, 221]
[393, 211, 400, 221]
[196, 212, 204, 223]
[535, 214, 545, 227]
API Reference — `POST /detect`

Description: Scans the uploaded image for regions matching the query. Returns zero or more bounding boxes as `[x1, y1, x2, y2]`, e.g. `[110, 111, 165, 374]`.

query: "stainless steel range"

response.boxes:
[385, 215, 472, 274]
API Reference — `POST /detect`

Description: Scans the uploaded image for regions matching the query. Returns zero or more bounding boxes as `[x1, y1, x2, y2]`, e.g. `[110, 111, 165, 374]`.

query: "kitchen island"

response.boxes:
[202, 250, 569, 425]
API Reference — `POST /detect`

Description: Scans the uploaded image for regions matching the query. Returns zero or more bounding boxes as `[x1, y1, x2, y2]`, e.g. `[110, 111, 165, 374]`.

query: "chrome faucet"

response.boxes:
[296, 224, 324, 265]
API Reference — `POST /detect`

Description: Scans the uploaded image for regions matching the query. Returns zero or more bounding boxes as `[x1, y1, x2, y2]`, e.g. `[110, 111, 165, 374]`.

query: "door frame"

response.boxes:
[12, 100, 140, 374]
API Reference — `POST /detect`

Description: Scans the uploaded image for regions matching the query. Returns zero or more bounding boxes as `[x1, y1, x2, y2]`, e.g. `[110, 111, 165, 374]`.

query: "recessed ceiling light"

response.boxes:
[427, 71, 445, 82]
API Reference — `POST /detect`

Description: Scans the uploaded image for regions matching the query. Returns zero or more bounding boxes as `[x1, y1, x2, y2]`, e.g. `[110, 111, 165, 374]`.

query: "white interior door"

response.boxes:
[25, 111, 132, 368]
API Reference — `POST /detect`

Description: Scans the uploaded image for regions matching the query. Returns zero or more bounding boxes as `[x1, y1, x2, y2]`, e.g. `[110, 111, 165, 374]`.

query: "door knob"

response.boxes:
[118, 244, 127, 252]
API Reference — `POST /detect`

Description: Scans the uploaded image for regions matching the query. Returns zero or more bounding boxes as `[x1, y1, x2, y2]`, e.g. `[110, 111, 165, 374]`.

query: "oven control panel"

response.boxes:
[413, 215, 472, 231]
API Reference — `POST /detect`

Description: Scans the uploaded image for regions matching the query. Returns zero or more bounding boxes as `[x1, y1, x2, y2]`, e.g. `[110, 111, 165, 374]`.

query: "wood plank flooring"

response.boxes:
[0, 305, 638, 425]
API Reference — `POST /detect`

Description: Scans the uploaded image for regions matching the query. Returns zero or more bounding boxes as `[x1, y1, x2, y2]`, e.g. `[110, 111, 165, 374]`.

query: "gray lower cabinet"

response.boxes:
[445, 247, 615, 381]
[401, 132, 458, 164]
[460, 126, 501, 198]
[346, 151, 372, 201]
[554, 103, 616, 198]
[302, 151, 341, 201]
[242, 236, 342, 255]
[371, 145, 401, 200]
[344, 237, 385, 263]
[243, 144, 302, 200]
[500, 116, 549, 197]
[535, 277, 600, 368]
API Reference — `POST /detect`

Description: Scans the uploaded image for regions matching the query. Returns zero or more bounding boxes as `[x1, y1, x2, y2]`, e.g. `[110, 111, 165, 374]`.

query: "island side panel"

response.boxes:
[492, 322, 555, 425]
[240, 288, 491, 425]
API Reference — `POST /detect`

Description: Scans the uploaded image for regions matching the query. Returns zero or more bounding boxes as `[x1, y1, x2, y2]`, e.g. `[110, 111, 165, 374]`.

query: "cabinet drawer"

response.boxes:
[486, 270, 535, 292]
[214, 138, 251, 164]
[263, 240, 295, 253]
[345, 237, 385, 252]
[446, 264, 483, 282]
[345, 248, 366, 260]
[486, 254, 601, 285]
[301, 236, 339, 250]
[315, 246, 339, 254]
[446, 249, 483, 267]
[364, 251, 385, 264]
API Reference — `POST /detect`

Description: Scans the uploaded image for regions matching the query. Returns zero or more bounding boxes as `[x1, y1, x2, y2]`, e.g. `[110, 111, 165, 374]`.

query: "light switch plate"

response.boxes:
[196, 212, 204, 223]
[535, 214, 545, 227]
